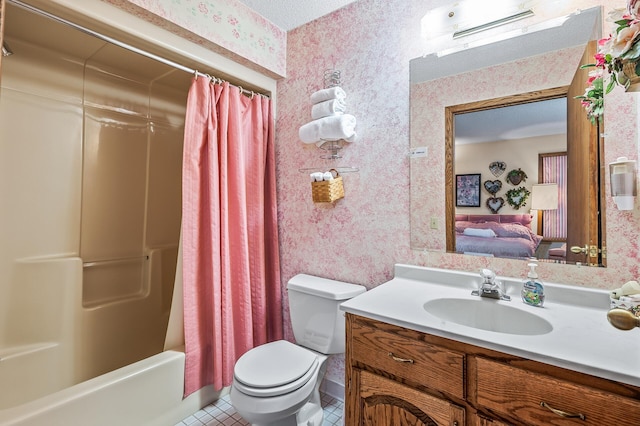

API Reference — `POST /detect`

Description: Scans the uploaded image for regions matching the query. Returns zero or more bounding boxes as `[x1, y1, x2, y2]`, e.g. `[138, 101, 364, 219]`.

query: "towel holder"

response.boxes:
[298, 166, 359, 174]
[318, 139, 342, 159]
[319, 70, 349, 159]
[324, 69, 341, 88]
[302, 69, 356, 158]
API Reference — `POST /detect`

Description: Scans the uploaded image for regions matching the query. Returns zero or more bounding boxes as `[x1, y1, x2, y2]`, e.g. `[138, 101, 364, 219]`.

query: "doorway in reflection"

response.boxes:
[452, 96, 567, 260]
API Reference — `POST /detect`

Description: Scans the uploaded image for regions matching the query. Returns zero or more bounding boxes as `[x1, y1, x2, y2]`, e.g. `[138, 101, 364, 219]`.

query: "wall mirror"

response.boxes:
[410, 6, 605, 267]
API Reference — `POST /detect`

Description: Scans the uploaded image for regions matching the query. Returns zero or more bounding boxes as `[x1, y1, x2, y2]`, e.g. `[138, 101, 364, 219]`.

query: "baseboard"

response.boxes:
[320, 377, 344, 402]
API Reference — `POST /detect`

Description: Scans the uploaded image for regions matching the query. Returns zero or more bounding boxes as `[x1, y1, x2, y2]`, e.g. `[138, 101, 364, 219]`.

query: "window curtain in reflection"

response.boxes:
[182, 77, 283, 396]
[541, 154, 567, 239]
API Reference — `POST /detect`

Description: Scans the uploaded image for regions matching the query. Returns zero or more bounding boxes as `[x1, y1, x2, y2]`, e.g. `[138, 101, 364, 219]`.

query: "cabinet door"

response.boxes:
[475, 415, 511, 426]
[566, 39, 603, 265]
[358, 370, 465, 425]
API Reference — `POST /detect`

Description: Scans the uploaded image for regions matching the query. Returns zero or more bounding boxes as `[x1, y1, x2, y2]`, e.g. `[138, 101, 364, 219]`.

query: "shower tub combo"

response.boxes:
[0, 0, 276, 423]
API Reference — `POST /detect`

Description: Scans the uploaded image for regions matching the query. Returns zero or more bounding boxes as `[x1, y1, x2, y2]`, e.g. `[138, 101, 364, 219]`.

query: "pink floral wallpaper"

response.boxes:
[107, 0, 640, 387]
[276, 0, 639, 384]
[102, 0, 286, 77]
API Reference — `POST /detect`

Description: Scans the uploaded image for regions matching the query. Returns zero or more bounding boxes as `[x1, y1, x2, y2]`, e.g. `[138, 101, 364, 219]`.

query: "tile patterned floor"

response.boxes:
[175, 392, 344, 426]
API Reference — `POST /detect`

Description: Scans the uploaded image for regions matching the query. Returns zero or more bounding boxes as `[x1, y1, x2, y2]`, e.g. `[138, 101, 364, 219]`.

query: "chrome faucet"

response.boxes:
[472, 269, 511, 301]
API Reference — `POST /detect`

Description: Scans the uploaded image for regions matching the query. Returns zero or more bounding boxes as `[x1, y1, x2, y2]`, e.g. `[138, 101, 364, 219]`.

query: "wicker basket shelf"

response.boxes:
[311, 175, 344, 203]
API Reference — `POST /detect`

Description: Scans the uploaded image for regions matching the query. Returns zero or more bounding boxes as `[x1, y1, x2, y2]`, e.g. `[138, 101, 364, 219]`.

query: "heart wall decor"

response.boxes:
[489, 161, 506, 177]
[486, 197, 505, 214]
[505, 186, 531, 210]
[483, 180, 502, 195]
[506, 168, 528, 185]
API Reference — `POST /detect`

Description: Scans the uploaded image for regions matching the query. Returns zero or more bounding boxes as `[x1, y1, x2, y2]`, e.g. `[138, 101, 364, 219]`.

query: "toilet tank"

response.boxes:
[287, 274, 366, 354]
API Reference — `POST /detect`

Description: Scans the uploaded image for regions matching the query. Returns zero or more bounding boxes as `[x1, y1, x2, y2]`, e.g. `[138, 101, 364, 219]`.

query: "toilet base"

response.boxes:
[295, 388, 323, 426]
[245, 387, 323, 426]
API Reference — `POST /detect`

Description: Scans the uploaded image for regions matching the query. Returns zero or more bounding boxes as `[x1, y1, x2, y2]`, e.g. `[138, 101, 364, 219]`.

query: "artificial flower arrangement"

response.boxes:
[577, 0, 640, 123]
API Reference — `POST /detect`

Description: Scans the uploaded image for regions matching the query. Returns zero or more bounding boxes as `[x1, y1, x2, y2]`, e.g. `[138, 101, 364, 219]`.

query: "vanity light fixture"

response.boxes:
[435, 13, 572, 58]
[453, 9, 534, 39]
[421, 0, 536, 40]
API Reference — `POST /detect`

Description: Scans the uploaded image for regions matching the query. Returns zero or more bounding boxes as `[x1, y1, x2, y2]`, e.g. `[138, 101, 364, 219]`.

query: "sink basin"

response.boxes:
[423, 298, 553, 335]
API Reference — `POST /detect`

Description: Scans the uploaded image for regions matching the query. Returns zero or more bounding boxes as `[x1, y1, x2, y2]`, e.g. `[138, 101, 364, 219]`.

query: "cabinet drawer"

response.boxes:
[476, 357, 640, 425]
[351, 321, 465, 399]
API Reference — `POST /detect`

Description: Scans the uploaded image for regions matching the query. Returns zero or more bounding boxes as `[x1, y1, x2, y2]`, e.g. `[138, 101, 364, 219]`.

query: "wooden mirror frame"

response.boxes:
[444, 86, 569, 254]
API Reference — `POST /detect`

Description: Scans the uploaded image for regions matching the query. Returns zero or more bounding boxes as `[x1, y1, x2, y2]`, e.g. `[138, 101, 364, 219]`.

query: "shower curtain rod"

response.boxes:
[8, 0, 269, 98]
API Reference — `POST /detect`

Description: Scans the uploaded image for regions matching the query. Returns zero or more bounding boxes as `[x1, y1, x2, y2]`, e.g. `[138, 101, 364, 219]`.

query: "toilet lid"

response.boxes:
[234, 340, 317, 389]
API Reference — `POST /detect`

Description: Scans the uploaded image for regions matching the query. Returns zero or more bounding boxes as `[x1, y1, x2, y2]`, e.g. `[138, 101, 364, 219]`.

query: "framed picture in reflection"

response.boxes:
[456, 173, 481, 207]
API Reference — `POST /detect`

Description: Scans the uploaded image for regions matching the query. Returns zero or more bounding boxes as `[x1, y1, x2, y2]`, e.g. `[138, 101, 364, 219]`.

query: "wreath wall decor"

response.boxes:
[483, 179, 502, 195]
[486, 197, 505, 214]
[489, 161, 506, 177]
[505, 186, 531, 210]
[506, 168, 528, 185]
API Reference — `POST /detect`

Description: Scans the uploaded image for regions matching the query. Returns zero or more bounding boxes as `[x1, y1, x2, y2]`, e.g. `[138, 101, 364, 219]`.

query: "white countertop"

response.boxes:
[340, 264, 640, 387]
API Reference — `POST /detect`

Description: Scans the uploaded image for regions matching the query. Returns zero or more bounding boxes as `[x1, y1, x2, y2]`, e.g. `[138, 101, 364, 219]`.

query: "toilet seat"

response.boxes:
[233, 340, 319, 397]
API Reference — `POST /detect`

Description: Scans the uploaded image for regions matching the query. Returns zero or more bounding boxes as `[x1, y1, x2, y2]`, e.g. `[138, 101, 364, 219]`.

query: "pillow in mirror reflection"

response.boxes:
[462, 228, 497, 238]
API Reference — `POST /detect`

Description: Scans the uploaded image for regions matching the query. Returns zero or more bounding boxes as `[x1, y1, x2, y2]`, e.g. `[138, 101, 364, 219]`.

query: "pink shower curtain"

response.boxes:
[182, 77, 283, 396]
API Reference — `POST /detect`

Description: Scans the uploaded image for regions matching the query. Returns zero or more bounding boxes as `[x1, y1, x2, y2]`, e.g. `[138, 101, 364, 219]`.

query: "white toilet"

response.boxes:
[230, 274, 366, 426]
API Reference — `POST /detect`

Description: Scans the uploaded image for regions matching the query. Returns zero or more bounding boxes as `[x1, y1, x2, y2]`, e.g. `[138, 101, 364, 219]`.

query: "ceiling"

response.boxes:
[455, 98, 567, 145]
[235, 0, 359, 31]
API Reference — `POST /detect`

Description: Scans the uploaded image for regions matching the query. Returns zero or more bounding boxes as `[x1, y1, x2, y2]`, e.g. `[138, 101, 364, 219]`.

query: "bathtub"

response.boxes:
[0, 348, 218, 426]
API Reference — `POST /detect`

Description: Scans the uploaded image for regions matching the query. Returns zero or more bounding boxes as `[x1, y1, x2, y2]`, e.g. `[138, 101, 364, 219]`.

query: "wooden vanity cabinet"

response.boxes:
[345, 314, 640, 426]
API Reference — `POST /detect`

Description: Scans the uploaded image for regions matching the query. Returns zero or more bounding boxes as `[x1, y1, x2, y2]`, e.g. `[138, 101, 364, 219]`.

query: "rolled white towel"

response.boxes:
[310, 86, 347, 104]
[322, 171, 334, 181]
[620, 294, 640, 302]
[311, 99, 346, 119]
[299, 114, 357, 144]
[345, 132, 356, 143]
[310, 172, 324, 182]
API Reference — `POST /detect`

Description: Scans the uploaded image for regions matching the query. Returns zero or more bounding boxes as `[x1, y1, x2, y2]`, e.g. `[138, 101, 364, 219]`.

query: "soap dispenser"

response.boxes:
[521, 263, 545, 307]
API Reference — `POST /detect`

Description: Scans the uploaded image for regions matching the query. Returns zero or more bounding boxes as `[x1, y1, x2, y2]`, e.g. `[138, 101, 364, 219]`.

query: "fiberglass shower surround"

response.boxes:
[0, 3, 186, 408]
